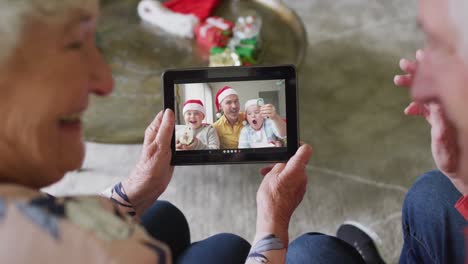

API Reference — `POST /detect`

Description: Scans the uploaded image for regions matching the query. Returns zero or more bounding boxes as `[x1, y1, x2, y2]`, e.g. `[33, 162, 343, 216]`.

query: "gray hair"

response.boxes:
[449, 0, 468, 58]
[0, 0, 98, 66]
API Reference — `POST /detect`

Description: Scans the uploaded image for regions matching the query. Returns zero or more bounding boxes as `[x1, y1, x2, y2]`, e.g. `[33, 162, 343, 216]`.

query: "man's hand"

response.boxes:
[394, 50, 459, 177]
[255, 144, 313, 245]
[122, 109, 175, 217]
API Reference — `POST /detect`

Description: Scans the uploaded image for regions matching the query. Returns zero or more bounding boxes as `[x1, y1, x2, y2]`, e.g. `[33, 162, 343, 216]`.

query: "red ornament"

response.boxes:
[195, 17, 234, 49]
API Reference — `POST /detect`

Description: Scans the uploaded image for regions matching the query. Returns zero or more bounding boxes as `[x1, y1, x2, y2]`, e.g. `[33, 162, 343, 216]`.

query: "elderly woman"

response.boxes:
[0, 1, 364, 263]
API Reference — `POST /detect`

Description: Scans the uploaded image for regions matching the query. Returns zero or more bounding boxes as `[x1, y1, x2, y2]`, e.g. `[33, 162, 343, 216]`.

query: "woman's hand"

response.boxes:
[255, 144, 313, 245]
[122, 109, 175, 217]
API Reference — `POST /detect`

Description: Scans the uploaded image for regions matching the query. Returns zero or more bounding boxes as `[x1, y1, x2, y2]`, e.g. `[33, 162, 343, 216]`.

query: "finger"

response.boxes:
[399, 58, 417, 74]
[155, 109, 175, 152]
[416, 49, 424, 61]
[404, 102, 429, 117]
[394, 74, 413, 87]
[144, 111, 164, 145]
[260, 164, 275, 176]
[279, 145, 313, 180]
[267, 163, 287, 176]
[404, 102, 425, 116]
[427, 103, 447, 127]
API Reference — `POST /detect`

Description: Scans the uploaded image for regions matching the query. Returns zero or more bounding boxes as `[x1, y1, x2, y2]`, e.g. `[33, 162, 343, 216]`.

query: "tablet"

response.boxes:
[162, 65, 299, 165]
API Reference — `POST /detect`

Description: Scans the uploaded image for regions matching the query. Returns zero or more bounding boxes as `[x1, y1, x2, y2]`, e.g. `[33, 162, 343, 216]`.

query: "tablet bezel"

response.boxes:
[162, 65, 299, 165]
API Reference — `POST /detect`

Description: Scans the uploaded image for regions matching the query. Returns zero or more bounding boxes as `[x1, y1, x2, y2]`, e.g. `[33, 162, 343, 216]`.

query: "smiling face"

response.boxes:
[220, 94, 240, 123]
[246, 104, 264, 131]
[413, 0, 468, 179]
[184, 110, 205, 129]
[0, 8, 114, 188]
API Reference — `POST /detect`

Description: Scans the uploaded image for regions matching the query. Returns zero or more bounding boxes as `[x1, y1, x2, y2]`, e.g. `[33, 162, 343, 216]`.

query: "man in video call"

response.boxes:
[212, 86, 287, 149]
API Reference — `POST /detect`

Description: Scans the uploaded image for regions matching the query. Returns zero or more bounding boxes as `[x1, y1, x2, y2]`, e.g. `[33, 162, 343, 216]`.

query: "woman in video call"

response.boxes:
[175, 99, 220, 150]
[238, 99, 286, 149]
[0, 1, 364, 263]
[213, 86, 287, 150]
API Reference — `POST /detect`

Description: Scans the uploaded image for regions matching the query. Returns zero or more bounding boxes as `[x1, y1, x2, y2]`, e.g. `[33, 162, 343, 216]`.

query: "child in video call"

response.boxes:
[238, 99, 285, 148]
[176, 100, 220, 150]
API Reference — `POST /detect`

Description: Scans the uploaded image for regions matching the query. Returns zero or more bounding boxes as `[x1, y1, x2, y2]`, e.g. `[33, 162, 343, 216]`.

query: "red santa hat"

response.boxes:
[163, 0, 221, 21]
[183, 99, 206, 116]
[215, 86, 239, 117]
[137, 0, 221, 38]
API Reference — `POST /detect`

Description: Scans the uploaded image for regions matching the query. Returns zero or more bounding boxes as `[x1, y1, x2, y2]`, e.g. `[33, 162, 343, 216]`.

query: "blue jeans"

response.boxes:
[400, 170, 467, 263]
[141, 201, 363, 263]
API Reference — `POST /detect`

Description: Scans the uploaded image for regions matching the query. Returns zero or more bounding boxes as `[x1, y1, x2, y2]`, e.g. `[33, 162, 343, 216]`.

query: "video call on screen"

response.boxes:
[174, 79, 287, 152]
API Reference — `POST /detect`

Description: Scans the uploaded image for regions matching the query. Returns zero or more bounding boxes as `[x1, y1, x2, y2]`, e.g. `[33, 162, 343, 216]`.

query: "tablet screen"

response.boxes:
[174, 79, 287, 154]
[163, 65, 298, 165]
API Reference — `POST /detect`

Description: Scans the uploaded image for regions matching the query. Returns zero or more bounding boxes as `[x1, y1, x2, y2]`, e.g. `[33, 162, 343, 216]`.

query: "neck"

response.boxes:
[0, 139, 44, 189]
[226, 116, 238, 127]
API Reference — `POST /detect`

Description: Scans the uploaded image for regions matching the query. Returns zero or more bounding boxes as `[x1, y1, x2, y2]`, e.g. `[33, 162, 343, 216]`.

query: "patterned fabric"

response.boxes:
[238, 119, 285, 148]
[245, 234, 284, 264]
[0, 184, 171, 263]
[109, 182, 137, 218]
[212, 112, 246, 149]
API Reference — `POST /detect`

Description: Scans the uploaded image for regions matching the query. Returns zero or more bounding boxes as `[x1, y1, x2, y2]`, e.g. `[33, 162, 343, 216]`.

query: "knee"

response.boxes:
[209, 233, 251, 250]
[178, 233, 251, 264]
[143, 200, 185, 221]
[402, 170, 461, 229]
[403, 170, 460, 219]
[287, 233, 363, 263]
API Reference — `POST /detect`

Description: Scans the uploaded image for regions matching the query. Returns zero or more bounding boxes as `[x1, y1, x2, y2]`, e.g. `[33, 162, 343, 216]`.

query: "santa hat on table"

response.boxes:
[137, 0, 221, 38]
[183, 99, 206, 116]
[215, 86, 238, 119]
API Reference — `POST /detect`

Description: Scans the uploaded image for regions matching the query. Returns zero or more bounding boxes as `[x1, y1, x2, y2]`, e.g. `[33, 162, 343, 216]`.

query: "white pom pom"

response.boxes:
[242, 120, 247, 126]
[216, 112, 222, 119]
[137, 0, 199, 38]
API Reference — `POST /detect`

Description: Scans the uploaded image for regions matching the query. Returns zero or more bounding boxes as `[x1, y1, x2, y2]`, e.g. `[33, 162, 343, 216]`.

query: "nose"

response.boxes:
[88, 45, 114, 96]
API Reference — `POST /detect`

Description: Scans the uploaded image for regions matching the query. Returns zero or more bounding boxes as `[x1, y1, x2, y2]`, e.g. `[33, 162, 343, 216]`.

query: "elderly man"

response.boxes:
[212, 86, 286, 149]
[336, 0, 468, 263]
[0, 1, 364, 264]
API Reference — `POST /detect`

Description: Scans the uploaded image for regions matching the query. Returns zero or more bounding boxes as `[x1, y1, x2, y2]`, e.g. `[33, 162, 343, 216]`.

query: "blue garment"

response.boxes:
[142, 201, 363, 263]
[238, 119, 283, 148]
[400, 170, 466, 264]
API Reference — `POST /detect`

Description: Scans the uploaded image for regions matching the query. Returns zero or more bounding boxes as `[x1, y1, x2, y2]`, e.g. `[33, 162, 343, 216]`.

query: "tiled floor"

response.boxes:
[44, 0, 432, 262]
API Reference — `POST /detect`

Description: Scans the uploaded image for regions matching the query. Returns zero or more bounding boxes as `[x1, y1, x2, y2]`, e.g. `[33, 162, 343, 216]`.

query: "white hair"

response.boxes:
[0, 0, 98, 66]
[449, 0, 468, 59]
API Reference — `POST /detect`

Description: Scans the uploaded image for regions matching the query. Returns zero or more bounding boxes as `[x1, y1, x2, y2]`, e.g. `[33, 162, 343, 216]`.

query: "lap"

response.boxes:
[401, 170, 466, 263]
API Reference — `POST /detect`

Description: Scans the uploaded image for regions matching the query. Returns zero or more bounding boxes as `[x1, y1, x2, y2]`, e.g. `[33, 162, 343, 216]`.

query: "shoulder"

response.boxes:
[212, 118, 222, 127]
[0, 190, 170, 263]
[240, 125, 250, 135]
[200, 124, 215, 131]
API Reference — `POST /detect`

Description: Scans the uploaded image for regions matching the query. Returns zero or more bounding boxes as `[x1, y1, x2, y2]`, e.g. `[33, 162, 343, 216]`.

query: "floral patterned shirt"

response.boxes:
[0, 184, 171, 263]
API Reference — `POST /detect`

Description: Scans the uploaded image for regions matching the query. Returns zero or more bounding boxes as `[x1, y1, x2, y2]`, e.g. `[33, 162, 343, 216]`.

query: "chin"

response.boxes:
[58, 139, 85, 173]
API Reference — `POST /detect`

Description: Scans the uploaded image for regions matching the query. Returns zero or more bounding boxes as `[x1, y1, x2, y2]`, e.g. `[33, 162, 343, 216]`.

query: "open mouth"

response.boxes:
[189, 121, 197, 124]
[252, 120, 258, 125]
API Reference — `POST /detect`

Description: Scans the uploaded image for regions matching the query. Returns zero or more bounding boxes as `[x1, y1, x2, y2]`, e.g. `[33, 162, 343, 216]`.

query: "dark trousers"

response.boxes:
[141, 201, 363, 263]
[400, 170, 467, 264]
